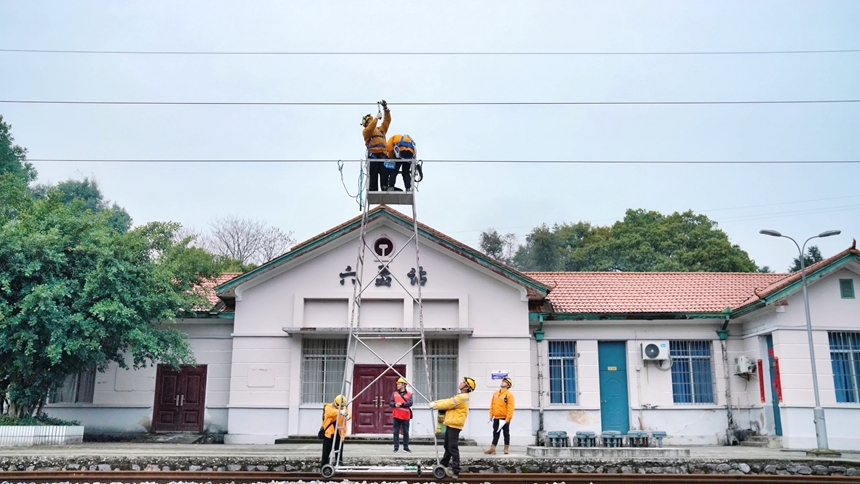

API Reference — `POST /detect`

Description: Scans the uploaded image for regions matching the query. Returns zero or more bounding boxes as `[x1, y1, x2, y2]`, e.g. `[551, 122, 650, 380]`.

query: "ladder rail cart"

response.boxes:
[323, 152, 446, 481]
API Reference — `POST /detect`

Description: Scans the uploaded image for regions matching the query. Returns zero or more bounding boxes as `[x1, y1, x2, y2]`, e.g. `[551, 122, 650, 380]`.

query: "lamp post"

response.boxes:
[759, 229, 841, 455]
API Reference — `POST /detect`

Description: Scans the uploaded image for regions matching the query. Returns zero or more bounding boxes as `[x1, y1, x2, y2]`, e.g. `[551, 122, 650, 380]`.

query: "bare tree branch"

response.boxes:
[204, 216, 294, 265]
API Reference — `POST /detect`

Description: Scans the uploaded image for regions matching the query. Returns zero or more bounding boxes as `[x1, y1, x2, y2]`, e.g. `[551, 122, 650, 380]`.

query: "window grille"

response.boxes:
[301, 339, 347, 404]
[829, 332, 860, 403]
[49, 366, 96, 404]
[670, 340, 715, 404]
[412, 339, 458, 403]
[840, 279, 855, 299]
[548, 341, 577, 404]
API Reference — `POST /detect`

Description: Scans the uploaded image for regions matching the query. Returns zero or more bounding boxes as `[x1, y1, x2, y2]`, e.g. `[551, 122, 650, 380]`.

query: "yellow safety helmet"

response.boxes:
[463, 376, 476, 392]
[503, 377, 513, 388]
[397, 377, 408, 385]
[333, 394, 347, 406]
[361, 114, 373, 126]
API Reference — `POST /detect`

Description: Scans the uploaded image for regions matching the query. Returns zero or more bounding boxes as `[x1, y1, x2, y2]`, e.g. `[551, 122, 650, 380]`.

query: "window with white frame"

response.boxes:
[670, 340, 715, 404]
[301, 339, 347, 404]
[412, 339, 458, 403]
[548, 340, 577, 404]
[48, 366, 96, 403]
[829, 332, 860, 403]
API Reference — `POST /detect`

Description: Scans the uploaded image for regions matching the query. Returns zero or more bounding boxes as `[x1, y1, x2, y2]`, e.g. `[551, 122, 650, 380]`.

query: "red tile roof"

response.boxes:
[193, 272, 241, 311]
[526, 271, 788, 314]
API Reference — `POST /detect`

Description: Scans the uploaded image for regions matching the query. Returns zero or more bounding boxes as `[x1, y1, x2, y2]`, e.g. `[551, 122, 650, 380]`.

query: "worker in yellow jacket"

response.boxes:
[320, 394, 352, 467]
[428, 376, 475, 479]
[361, 100, 391, 192]
[485, 377, 515, 454]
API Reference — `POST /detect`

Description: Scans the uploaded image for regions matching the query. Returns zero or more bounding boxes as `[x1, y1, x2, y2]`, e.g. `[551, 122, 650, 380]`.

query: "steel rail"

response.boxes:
[0, 470, 855, 483]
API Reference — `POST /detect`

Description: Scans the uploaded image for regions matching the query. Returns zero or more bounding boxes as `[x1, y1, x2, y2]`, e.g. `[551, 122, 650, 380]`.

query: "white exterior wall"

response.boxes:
[224, 221, 535, 444]
[45, 319, 234, 436]
[736, 268, 860, 450]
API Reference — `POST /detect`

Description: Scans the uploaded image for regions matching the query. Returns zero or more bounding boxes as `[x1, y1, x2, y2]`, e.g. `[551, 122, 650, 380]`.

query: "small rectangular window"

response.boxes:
[300, 339, 347, 404]
[548, 341, 577, 404]
[670, 341, 715, 404]
[49, 366, 96, 404]
[829, 332, 860, 403]
[840, 279, 855, 299]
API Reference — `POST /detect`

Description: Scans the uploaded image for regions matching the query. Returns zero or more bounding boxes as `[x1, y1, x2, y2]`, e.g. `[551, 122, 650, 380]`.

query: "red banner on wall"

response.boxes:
[773, 357, 783, 402]
[758, 359, 766, 403]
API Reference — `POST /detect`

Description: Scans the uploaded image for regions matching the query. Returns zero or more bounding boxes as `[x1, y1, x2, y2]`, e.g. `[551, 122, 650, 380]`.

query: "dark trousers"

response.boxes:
[440, 426, 461, 474]
[393, 418, 410, 450]
[321, 433, 344, 467]
[387, 157, 413, 190]
[367, 152, 389, 192]
[492, 418, 510, 445]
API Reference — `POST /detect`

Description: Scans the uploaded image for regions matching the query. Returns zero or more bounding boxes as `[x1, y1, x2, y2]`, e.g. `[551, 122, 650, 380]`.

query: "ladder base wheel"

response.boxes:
[433, 465, 448, 480]
[321, 464, 335, 479]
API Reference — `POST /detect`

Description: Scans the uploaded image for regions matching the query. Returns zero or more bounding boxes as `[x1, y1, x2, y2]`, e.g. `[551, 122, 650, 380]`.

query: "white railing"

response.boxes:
[0, 426, 84, 447]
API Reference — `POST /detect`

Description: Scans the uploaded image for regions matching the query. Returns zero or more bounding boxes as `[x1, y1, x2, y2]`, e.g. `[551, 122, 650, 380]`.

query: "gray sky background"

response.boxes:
[1, 1, 858, 272]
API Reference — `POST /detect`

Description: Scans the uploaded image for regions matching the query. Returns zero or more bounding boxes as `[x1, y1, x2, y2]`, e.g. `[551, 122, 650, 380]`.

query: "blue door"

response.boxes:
[765, 335, 783, 436]
[598, 341, 630, 432]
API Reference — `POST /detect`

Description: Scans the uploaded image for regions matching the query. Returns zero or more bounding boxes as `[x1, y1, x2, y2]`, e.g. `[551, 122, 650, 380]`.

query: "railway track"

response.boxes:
[0, 471, 857, 483]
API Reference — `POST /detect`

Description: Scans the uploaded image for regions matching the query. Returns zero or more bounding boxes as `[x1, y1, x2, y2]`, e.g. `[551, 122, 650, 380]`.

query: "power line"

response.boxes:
[3, 100, 859, 106]
[22, 158, 860, 164]
[2, 48, 859, 56]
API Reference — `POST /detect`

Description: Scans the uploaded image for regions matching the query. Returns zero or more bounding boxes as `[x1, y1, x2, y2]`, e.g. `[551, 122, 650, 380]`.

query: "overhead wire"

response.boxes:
[19, 158, 860, 164]
[2, 99, 859, 106]
[2, 48, 859, 56]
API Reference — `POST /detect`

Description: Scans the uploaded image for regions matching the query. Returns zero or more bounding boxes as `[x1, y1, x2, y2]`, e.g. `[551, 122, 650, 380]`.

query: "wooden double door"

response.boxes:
[152, 365, 207, 432]
[351, 364, 405, 434]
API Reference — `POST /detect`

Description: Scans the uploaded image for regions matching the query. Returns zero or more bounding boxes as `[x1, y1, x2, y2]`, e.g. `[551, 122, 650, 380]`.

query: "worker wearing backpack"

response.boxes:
[320, 394, 351, 467]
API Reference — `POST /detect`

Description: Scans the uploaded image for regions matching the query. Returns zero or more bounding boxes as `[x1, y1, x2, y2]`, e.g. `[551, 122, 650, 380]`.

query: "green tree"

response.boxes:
[32, 177, 132, 233]
[0, 115, 35, 185]
[479, 228, 517, 264]
[788, 245, 824, 272]
[0, 190, 220, 418]
[512, 209, 759, 272]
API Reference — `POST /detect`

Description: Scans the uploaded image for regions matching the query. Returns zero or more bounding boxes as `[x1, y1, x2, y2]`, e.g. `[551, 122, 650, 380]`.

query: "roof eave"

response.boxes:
[529, 311, 727, 321]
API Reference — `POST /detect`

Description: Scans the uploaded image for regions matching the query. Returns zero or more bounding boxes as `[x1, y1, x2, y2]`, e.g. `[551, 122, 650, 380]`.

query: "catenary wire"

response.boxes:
[2, 99, 859, 106]
[2, 48, 859, 56]
[20, 158, 860, 164]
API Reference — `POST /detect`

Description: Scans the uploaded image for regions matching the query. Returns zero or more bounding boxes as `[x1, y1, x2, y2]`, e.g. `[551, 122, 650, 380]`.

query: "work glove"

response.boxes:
[380, 99, 388, 109]
[376, 113, 383, 121]
[428, 402, 436, 409]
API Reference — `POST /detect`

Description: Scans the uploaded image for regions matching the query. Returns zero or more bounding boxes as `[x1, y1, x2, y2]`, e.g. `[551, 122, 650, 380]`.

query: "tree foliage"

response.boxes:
[32, 177, 132, 233]
[788, 245, 824, 272]
[479, 228, 517, 265]
[0, 189, 221, 418]
[0, 115, 35, 185]
[512, 209, 759, 272]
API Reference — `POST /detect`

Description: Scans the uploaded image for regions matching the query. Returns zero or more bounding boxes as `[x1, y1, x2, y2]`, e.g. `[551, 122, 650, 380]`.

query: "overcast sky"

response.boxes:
[1, 1, 858, 272]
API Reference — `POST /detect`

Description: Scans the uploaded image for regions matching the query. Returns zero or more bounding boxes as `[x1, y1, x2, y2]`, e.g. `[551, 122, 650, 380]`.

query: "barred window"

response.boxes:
[549, 341, 577, 404]
[301, 339, 347, 404]
[412, 339, 458, 403]
[49, 367, 96, 404]
[840, 279, 855, 299]
[829, 332, 860, 403]
[670, 341, 715, 404]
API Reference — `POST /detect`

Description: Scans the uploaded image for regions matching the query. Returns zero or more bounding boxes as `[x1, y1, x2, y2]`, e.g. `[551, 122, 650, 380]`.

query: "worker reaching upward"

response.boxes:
[361, 99, 391, 192]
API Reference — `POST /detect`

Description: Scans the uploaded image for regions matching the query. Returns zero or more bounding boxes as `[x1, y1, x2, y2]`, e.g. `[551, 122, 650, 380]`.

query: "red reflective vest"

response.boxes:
[392, 391, 412, 420]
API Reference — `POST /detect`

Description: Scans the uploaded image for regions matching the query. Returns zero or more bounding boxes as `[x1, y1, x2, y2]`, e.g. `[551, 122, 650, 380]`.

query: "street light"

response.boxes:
[759, 229, 841, 455]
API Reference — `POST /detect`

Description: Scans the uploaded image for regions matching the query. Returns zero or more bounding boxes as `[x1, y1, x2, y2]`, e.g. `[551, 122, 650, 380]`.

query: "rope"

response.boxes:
[337, 159, 363, 209]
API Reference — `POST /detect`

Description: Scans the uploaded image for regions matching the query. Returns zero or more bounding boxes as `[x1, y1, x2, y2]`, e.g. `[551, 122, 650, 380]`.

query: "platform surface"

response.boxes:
[367, 191, 414, 205]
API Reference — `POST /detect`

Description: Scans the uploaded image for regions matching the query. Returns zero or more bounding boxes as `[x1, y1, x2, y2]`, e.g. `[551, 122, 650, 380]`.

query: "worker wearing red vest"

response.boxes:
[389, 377, 413, 453]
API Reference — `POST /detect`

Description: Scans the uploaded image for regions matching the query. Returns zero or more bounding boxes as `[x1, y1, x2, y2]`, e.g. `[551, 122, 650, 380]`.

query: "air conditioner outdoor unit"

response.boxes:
[641, 341, 670, 361]
[735, 355, 757, 375]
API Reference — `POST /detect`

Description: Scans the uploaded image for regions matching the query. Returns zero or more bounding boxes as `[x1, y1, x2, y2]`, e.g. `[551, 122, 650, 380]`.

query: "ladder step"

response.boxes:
[367, 191, 414, 205]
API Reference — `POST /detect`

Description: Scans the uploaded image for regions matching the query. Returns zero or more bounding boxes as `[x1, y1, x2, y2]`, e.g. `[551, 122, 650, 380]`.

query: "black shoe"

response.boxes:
[403, 448, 411, 453]
[393, 448, 399, 453]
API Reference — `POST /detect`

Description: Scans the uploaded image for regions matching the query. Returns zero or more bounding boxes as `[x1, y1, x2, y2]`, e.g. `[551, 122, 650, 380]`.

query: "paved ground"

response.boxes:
[0, 443, 858, 463]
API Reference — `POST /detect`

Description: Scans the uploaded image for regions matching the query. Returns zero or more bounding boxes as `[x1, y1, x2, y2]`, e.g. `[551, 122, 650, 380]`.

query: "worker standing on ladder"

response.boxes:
[385, 134, 417, 192]
[485, 377, 515, 455]
[320, 395, 351, 467]
[389, 377, 413, 453]
[361, 99, 391, 192]
[428, 377, 475, 479]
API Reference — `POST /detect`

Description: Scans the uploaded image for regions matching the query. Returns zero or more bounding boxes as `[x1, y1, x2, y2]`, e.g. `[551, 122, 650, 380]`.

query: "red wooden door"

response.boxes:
[351, 365, 405, 434]
[153, 365, 207, 432]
